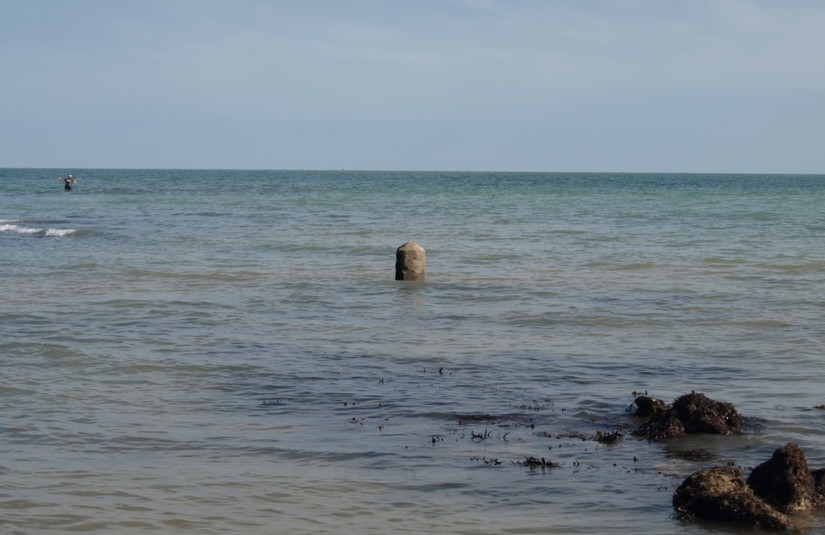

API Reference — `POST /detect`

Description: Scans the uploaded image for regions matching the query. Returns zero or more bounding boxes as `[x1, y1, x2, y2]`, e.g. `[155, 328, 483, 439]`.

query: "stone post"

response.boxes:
[395, 242, 425, 281]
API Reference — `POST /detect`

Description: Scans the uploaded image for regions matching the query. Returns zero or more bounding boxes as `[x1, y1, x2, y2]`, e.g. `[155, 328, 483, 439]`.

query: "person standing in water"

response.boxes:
[59, 175, 77, 191]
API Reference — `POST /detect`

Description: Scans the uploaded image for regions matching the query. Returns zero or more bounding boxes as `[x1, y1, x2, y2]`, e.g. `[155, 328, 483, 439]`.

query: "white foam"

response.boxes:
[1, 223, 75, 236]
[1, 223, 42, 235]
[44, 228, 76, 237]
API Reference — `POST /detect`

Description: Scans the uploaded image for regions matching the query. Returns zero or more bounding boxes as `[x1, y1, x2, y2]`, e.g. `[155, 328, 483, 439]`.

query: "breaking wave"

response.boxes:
[1, 222, 76, 237]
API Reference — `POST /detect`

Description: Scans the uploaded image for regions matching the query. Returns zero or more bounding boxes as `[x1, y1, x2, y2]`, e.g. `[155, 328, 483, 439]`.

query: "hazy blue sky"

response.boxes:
[2, 0, 824, 172]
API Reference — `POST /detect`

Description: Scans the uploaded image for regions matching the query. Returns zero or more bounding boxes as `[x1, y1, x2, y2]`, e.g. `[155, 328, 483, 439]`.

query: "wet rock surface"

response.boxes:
[674, 443, 825, 530]
[673, 466, 793, 530]
[632, 395, 668, 418]
[747, 443, 821, 514]
[627, 394, 825, 530]
[813, 468, 825, 495]
[632, 392, 743, 440]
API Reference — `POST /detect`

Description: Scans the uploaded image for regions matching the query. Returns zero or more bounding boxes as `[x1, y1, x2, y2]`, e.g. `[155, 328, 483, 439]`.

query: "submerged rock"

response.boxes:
[747, 443, 821, 514]
[673, 466, 792, 530]
[633, 392, 743, 440]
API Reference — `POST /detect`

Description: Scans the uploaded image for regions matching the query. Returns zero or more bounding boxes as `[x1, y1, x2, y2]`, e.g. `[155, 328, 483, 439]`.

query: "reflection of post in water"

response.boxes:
[59, 174, 77, 191]
[395, 242, 425, 281]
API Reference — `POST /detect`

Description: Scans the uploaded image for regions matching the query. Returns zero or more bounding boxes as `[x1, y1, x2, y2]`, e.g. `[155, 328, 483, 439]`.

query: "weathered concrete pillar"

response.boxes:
[395, 242, 425, 281]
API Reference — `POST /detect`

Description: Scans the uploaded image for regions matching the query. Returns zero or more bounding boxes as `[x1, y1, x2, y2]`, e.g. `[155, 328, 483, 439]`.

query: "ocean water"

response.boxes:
[2, 168, 824, 534]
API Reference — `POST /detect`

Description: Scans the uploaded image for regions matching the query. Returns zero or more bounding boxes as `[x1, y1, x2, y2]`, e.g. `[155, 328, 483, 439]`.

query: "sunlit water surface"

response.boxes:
[2, 169, 825, 534]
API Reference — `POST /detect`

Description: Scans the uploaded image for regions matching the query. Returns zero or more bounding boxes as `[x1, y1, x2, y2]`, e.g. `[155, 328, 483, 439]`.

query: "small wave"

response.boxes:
[125, 268, 267, 281]
[733, 319, 793, 329]
[1, 223, 76, 237]
[702, 257, 747, 265]
[615, 262, 656, 271]
[1, 223, 41, 235]
[44, 228, 76, 237]
[760, 260, 825, 274]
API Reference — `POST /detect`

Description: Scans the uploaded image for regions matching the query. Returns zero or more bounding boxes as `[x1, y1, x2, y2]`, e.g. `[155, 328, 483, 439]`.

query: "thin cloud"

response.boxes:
[1, 0, 824, 171]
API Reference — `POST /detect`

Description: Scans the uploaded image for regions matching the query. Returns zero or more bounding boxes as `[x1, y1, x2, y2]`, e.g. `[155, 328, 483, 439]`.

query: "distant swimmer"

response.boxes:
[59, 175, 77, 191]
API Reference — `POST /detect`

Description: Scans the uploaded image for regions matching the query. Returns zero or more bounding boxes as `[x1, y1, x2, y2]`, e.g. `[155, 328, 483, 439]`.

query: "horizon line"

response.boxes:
[2, 166, 824, 176]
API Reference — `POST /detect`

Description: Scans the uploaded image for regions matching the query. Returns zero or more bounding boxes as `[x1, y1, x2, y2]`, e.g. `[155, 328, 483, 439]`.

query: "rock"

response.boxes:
[633, 392, 743, 440]
[632, 395, 681, 440]
[673, 466, 793, 530]
[634, 412, 685, 440]
[633, 395, 668, 418]
[747, 443, 820, 513]
[670, 392, 743, 435]
[674, 445, 825, 530]
[395, 242, 426, 281]
[812, 468, 825, 497]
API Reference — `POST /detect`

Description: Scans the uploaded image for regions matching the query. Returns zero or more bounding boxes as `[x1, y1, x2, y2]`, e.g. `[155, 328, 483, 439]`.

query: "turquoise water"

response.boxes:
[2, 169, 825, 534]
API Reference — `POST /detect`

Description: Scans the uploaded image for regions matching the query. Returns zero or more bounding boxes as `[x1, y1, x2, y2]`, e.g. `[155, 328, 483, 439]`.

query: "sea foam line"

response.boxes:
[1, 223, 41, 234]
[44, 228, 76, 237]
[1, 223, 76, 237]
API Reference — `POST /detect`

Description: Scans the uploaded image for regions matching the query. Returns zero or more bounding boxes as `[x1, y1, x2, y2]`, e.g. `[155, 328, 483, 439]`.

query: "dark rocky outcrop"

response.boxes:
[674, 443, 825, 530]
[747, 443, 821, 513]
[673, 466, 793, 530]
[630, 394, 825, 530]
[633, 392, 743, 440]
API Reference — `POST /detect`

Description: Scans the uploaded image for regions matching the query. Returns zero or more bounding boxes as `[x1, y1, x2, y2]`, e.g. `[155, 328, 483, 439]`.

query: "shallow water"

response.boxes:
[2, 169, 825, 533]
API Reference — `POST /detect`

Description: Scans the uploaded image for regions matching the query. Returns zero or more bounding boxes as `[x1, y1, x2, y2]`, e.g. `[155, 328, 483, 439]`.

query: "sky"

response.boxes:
[1, 0, 824, 173]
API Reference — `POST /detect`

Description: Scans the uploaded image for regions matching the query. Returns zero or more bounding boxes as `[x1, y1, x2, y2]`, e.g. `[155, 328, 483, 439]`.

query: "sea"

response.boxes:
[2, 168, 824, 534]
